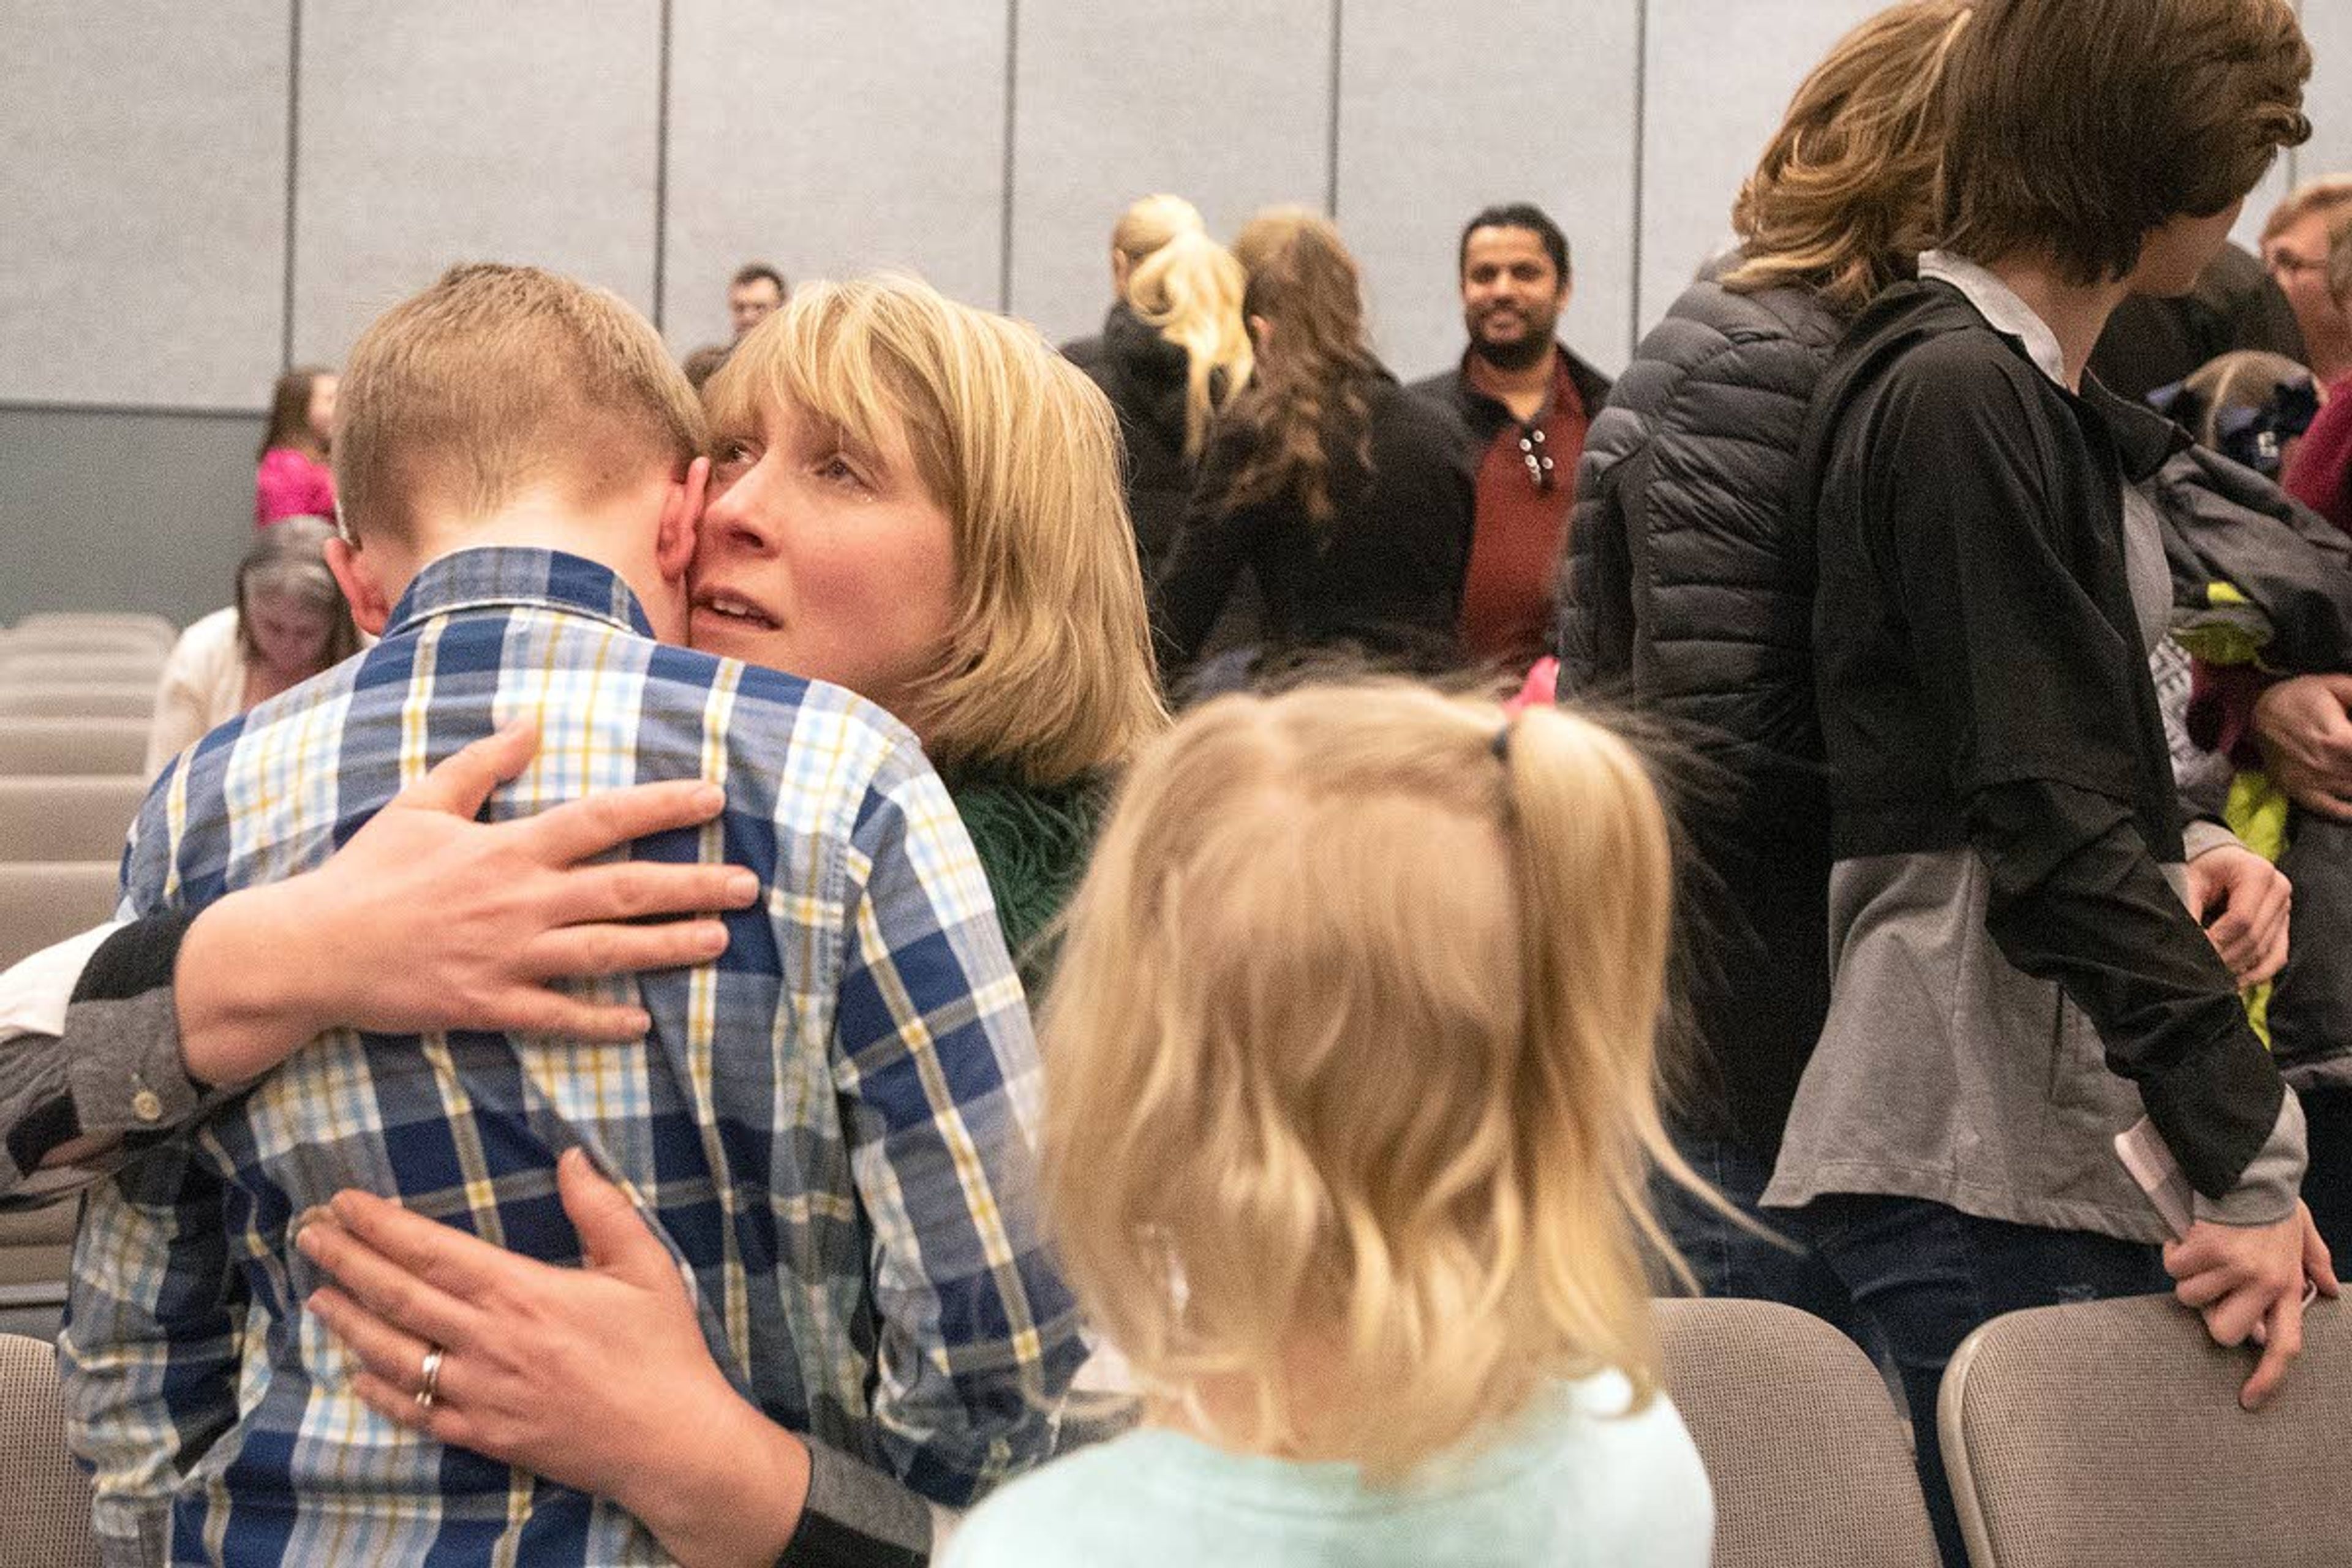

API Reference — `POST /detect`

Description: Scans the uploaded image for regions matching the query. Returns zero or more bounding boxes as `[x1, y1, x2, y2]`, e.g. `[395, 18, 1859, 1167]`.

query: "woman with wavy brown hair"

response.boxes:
[1558, 0, 1976, 1358]
[1151, 208, 1471, 688]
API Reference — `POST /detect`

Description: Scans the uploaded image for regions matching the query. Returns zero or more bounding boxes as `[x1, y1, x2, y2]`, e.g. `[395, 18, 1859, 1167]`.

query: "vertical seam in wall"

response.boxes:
[1325, 0, 1344, 217]
[999, 0, 1020, 314]
[1627, 0, 1648, 360]
[653, 0, 673, 333]
[280, 0, 302, 368]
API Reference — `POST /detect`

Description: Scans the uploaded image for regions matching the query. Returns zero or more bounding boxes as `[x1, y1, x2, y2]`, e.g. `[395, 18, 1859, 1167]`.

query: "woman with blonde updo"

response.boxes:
[1063, 197, 1254, 576]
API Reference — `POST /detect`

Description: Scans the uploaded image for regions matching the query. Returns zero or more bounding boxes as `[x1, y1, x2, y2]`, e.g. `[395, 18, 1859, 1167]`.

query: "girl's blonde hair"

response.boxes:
[1040, 682, 1695, 1480]
[705, 275, 1167, 787]
[1721, 1, 1975, 314]
[1112, 194, 1207, 273]
[1127, 229, 1254, 459]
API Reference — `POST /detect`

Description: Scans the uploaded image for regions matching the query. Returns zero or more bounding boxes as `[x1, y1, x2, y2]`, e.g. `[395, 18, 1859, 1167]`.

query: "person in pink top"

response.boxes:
[254, 366, 339, 527]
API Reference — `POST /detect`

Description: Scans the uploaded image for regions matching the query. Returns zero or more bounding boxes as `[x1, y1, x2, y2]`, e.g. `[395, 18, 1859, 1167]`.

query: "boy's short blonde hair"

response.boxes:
[335, 263, 706, 544]
[704, 275, 1166, 787]
[1039, 682, 1697, 1479]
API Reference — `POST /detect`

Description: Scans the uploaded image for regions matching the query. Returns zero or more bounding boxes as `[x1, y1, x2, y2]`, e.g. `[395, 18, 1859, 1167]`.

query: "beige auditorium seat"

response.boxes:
[0, 652, 165, 687]
[0, 686, 156, 720]
[0, 862, 121, 968]
[0, 719, 151, 777]
[1940, 1294, 2350, 1568]
[1657, 1297, 1940, 1568]
[0, 1331, 102, 1567]
[0, 626, 176, 661]
[0, 1208, 75, 1321]
[0, 777, 146, 862]
[12, 610, 176, 644]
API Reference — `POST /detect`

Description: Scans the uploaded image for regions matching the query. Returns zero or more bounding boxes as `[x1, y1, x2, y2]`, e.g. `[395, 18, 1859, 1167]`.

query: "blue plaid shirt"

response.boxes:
[62, 548, 1081, 1566]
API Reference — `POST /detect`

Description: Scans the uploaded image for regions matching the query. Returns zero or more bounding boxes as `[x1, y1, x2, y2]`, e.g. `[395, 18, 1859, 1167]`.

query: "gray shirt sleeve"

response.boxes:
[0, 914, 210, 1205]
[779, 1439, 938, 1566]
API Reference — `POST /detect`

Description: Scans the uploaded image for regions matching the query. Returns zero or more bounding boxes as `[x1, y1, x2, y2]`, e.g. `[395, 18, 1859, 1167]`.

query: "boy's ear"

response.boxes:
[655, 455, 709, 584]
[325, 535, 392, 636]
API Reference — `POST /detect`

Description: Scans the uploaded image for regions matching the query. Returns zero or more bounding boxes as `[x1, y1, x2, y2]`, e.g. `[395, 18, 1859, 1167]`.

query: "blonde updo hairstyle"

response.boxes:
[1126, 229, 1254, 458]
[1040, 681, 1698, 1480]
[704, 276, 1167, 787]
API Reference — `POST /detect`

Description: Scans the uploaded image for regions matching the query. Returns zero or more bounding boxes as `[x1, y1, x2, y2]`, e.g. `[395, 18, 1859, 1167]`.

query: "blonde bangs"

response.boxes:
[1039, 684, 1697, 1480]
[707, 276, 1167, 786]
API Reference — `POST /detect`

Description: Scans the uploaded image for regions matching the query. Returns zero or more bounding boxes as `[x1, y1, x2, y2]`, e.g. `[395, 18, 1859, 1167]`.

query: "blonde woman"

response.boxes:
[282, 274, 1163, 1559]
[34, 273, 1163, 1564]
[692, 274, 1167, 956]
[948, 682, 1712, 1564]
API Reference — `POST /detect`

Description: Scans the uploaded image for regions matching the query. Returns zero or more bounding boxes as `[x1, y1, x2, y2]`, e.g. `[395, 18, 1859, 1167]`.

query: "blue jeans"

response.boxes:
[1782, 1194, 2169, 1568]
[1657, 1134, 1885, 1366]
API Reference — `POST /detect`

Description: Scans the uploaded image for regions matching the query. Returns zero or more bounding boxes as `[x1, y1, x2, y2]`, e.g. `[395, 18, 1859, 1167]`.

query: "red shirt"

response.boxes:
[1457, 350, 1589, 666]
[2283, 374, 2352, 539]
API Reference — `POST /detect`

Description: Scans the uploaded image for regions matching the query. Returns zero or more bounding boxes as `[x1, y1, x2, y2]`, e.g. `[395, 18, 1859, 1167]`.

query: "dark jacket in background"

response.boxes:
[1152, 371, 1474, 676]
[1065, 304, 1202, 578]
[1409, 344, 1613, 457]
[2087, 243, 2306, 404]
[1556, 277, 1846, 1155]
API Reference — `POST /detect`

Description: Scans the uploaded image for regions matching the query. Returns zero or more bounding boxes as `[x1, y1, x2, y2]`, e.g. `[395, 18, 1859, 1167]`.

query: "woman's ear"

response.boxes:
[1248, 314, 1274, 352]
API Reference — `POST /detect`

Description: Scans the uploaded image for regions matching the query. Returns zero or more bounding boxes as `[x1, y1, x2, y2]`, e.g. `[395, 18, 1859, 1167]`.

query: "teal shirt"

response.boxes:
[943, 1372, 1713, 1567]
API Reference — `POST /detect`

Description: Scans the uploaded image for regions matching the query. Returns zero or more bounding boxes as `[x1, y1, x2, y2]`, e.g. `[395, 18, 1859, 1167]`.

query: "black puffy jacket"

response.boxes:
[1556, 277, 1845, 1155]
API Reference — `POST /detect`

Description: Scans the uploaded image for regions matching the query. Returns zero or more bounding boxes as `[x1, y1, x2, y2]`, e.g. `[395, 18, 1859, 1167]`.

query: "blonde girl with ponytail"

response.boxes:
[945, 680, 1716, 1568]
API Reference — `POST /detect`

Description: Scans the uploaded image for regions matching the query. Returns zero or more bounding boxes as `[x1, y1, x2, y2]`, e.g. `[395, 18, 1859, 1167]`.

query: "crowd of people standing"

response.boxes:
[2, 1, 2351, 1566]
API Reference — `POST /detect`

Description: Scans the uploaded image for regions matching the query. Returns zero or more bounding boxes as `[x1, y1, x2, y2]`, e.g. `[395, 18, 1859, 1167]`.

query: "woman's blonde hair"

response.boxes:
[1112, 194, 1207, 273]
[1127, 229, 1254, 458]
[705, 276, 1167, 787]
[1721, 1, 1975, 314]
[1221, 207, 1379, 527]
[1041, 682, 1697, 1480]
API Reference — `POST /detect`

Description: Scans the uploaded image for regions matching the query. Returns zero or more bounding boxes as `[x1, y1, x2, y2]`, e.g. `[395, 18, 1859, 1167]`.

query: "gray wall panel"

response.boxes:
[2302, 0, 2352, 186]
[1637, 0, 1883, 335]
[1010, 0, 1334, 347]
[662, 0, 1009, 353]
[0, 1, 290, 409]
[0, 408, 265, 626]
[1338, 1, 1640, 380]
[291, 1, 662, 366]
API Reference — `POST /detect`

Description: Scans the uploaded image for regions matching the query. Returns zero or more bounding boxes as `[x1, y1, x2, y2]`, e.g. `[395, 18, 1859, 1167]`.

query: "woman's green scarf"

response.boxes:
[946, 770, 1106, 985]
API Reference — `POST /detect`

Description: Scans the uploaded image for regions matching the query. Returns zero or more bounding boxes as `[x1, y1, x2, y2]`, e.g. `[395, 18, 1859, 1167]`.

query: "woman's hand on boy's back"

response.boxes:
[300, 1148, 810, 1568]
[176, 722, 759, 1085]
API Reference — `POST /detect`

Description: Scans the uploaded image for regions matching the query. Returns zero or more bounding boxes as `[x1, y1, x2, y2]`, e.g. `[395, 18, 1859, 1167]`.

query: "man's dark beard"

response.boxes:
[1468, 327, 1555, 373]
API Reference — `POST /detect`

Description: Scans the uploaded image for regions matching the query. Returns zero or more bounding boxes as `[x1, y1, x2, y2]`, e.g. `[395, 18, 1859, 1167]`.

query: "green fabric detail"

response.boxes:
[2224, 769, 2291, 1049]
[2171, 598, 2271, 669]
[2204, 582, 2251, 608]
[948, 771, 1105, 988]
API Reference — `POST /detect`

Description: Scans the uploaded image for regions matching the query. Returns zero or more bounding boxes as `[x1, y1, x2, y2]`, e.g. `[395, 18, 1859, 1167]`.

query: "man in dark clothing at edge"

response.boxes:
[1412, 203, 1611, 670]
[1765, 4, 2335, 1564]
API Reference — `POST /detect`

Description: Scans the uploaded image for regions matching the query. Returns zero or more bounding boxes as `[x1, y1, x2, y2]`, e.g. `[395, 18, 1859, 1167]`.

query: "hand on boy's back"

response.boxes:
[176, 723, 759, 1087]
[2165, 1202, 2339, 1411]
[2253, 673, 2352, 820]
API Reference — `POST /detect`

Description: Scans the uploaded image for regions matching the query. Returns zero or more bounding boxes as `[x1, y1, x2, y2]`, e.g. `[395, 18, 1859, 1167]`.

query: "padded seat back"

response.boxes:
[1657, 1297, 1940, 1567]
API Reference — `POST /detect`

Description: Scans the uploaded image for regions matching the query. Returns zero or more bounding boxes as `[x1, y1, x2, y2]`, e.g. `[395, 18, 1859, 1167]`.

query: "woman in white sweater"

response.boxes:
[145, 516, 363, 777]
